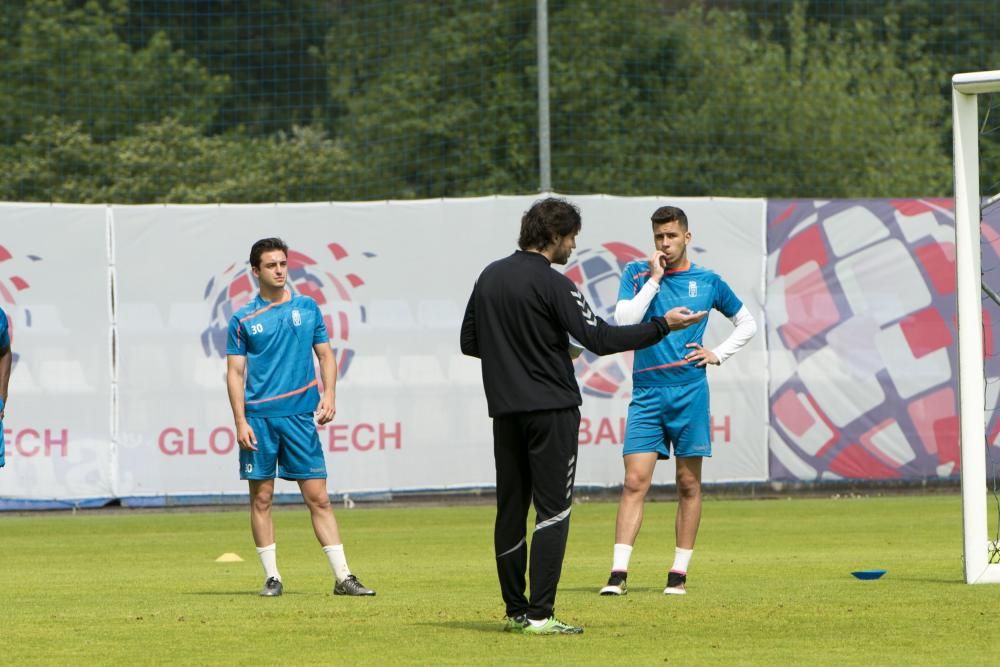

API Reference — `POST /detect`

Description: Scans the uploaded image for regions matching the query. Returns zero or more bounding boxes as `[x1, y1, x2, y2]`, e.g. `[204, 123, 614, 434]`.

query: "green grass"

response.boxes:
[4, 495, 1000, 666]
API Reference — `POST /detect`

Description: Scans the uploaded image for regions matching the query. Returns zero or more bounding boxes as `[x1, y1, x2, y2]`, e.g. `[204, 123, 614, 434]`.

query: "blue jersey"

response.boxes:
[0, 306, 9, 350]
[227, 293, 329, 417]
[618, 262, 742, 387]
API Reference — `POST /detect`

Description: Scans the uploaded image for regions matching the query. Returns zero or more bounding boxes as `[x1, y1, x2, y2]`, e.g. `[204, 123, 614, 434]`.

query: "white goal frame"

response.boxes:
[953, 69, 1000, 584]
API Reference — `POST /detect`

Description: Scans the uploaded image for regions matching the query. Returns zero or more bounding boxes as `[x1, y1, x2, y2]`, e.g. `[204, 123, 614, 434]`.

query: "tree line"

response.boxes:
[0, 0, 996, 203]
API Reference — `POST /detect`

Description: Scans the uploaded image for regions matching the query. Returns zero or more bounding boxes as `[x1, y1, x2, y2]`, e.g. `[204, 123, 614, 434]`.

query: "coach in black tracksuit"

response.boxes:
[461, 198, 706, 634]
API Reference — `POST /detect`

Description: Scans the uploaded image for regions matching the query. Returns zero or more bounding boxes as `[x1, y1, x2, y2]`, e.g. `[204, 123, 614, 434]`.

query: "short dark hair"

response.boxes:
[651, 205, 688, 231]
[250, 237, 289, 268]
[518, 197, 582, 251]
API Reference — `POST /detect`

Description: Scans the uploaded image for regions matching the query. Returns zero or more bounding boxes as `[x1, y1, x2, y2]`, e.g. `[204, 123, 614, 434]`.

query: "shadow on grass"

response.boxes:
[560, 585, 668, 594]
[414, 620, 508, 633]
[878, 575, 966, 585]
[185, 591, 308, 596]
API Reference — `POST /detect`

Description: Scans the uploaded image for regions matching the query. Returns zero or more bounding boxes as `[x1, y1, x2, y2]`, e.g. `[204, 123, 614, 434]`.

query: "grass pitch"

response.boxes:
[4, 494, 999, 666]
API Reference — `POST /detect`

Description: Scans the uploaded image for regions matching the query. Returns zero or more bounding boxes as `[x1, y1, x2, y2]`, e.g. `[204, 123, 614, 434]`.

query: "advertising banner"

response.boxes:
[0, 205, 113, 506]
[112, 196, 768, 500]
[20, 195, 982, 505]
[765, 199, 999, 481]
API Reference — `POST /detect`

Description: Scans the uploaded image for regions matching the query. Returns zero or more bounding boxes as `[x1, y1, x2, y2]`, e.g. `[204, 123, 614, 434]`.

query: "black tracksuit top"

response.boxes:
[460, 250, 670, 417]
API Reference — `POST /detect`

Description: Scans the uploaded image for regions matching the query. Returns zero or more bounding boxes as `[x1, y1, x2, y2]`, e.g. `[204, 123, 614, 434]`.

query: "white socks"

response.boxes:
[612, 543, 633, 572]
[256, 543, 280, 581]
[256, 544, 353, 584]
[671, 547, 693, 574]
[612, 545, 693, 575]
[323, 544, 351, 582]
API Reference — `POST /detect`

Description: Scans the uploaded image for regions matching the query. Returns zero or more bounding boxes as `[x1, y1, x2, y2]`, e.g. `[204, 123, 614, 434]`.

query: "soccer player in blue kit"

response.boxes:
[0, 305, 11, 469]
[226, 238, 375, 598]
[599, 206, 757, 597]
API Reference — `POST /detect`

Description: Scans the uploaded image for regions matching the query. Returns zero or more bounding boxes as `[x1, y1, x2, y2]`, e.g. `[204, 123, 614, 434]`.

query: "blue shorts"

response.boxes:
[623, 379, 711, 460]
[239, 413, 326, 481]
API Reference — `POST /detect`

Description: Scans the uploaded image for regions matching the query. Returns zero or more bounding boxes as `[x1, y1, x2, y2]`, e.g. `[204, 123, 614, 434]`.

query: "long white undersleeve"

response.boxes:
[711, 305, 757, 364]
[614, 279, 659, 325]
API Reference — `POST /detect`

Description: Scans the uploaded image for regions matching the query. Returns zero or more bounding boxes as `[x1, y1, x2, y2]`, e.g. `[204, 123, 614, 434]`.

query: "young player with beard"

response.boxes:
[599, 206, 756, 597]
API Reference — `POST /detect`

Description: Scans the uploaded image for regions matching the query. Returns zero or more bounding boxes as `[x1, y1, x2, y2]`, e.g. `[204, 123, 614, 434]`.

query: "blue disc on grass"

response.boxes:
[851, 569, 887, 580]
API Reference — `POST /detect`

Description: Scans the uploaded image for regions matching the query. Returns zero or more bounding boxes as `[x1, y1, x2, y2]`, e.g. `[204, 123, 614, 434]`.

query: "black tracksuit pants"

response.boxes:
[492, 406, 580, 621]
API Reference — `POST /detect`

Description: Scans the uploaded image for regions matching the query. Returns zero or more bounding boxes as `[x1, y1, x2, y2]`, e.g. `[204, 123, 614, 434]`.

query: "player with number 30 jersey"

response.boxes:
[227, 292, 328, 418]
[225, 237, 375, 599]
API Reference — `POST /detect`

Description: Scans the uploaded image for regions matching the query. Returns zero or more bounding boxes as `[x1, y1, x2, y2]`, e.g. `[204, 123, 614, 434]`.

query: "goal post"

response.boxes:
[953, 70, 1000, 584]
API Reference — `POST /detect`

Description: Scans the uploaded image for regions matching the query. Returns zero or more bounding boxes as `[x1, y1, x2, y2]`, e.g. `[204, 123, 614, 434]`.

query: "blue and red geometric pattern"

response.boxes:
[767, 199, 1000, 481]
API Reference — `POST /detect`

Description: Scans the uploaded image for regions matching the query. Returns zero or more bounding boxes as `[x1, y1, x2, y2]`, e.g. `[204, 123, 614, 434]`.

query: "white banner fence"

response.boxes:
[1, 196, 969, 508]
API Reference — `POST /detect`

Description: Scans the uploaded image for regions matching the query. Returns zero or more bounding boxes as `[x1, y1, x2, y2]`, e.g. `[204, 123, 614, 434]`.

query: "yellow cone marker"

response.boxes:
[215, 552, 244, 562]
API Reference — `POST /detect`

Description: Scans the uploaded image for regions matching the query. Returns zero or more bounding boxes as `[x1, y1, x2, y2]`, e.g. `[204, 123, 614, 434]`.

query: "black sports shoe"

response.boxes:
[259, 576, 283, 597]
[599, 571, 628, 596]
[334, 574, 376, 596]
[664, 570, 687, 595]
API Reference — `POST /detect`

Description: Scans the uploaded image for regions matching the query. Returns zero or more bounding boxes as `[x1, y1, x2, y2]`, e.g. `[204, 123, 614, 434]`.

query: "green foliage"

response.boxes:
[0, 117, 111, 202]
[321, 0, 955, 199]
[546, 0, 678, 194]
[0, 0, 995, 201]
[0, 0, 227, 144]
[0, 116, 360, 203]
[326, 2, 539, 199]
[160, 124, 361, 204]
[117, 0, 335, 135]
[743, 0, 999, 72]
[660, 3, 951, 197]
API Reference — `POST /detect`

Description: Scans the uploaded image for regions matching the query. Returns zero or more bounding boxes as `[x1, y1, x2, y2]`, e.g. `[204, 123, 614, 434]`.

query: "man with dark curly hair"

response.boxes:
[461, 197, 706, 634]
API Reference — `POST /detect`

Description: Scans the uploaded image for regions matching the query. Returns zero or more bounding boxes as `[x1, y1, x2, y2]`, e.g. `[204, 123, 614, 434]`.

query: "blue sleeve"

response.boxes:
[225, 314, 245, 356]
[713, 276, 743, 318]
[0, 309, 10, 349]
[312, 300, 329, 345]
[617, 262, 641, 301]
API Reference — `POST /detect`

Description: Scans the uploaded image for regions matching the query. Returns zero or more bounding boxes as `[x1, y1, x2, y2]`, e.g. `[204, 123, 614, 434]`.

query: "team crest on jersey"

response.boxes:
[292, 309, 302, 326]
[688, 281, 698, 297]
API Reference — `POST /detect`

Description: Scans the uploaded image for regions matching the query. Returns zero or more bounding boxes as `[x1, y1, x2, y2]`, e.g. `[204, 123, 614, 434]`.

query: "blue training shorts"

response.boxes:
[239, 413, 327, 481]
[623, 378, 712, 460]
